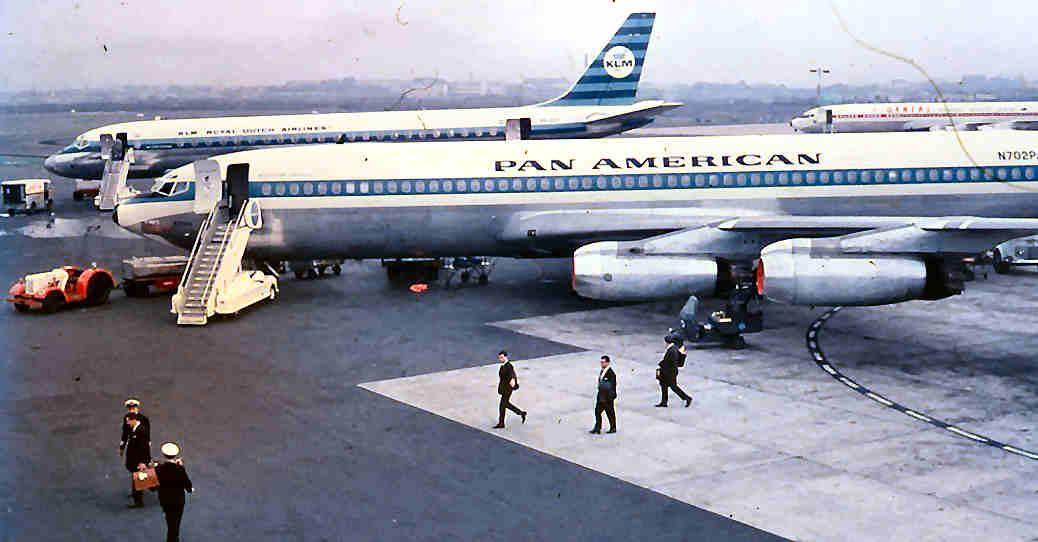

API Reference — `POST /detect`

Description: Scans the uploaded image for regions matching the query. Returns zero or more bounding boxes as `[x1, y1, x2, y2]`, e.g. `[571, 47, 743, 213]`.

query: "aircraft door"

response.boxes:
[227, 163, 250, 219]
[506, 118, 532, 140]
[99, 134, 114, 160]
[193, 159, 222, 214]
[824, 109, 833, 133]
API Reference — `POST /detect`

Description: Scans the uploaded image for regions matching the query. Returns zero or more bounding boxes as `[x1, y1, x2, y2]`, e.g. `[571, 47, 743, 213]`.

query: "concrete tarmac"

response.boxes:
[0, 200, 783, 541]
[364, 274, 1038, 542]
[2, 118, 1034, 541]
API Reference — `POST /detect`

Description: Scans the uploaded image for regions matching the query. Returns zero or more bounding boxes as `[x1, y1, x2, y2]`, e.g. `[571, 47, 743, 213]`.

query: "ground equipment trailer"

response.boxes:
[122, 256, 188, 297]
[7, 265, 115, 313]
[73, 180, 101, 201]
[992, 235, 1038, 273]
[2, 179, 53, 215]
[669, 284, 764, 350]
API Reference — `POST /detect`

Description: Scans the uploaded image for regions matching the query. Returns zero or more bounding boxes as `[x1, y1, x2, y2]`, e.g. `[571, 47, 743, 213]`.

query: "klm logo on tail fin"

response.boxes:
[541, 12, 655, 107]
[603, 46, 636, 79]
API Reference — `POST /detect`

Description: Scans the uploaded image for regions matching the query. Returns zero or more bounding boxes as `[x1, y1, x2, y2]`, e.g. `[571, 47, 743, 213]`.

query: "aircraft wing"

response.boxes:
[904, 119, 947, 131]
[561, 211, 1038, 304]
[501, 209, 1038, 260]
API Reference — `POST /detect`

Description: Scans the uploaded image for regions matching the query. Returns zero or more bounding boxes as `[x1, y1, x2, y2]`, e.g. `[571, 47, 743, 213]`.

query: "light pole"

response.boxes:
[809, 67, 830, 107]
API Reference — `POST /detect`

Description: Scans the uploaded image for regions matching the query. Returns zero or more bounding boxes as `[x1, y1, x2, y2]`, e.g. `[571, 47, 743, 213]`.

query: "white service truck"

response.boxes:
[2, 179, 53, 214]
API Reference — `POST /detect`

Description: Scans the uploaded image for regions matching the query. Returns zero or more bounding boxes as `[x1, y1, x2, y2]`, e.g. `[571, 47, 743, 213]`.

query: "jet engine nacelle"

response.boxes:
[572, 241, 719, 301]
[758, 238, 960, 306]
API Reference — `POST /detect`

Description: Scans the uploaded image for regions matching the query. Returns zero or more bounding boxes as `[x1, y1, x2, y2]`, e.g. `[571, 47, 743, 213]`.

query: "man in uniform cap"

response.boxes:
[155, 442, 193, 542]
[120, 399, 151, 458]
[122, 412, 151, 507]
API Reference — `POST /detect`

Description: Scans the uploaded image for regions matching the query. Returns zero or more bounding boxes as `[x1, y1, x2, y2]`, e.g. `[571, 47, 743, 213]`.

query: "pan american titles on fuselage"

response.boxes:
[494, 152, 823, 172]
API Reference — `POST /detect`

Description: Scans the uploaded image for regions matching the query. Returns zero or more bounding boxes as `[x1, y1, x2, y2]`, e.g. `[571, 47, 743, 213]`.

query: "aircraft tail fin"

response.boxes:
[540, 12, 655, 107]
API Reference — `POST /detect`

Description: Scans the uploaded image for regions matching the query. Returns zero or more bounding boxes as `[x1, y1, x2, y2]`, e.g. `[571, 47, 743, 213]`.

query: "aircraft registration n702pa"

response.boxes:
[115, 130, 1038, 308]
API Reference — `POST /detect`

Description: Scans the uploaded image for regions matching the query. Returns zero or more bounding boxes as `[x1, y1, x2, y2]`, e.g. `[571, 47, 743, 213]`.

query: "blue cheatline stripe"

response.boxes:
[562, 90, 637, 101]
[546, 97, 644, 106]
[581, 66, 644, 78]
[608, 34, 651, 44]
[598, 42, 649, 53]
[573, 74, 641, 84]
[620, 14, 654, 27]
[567, 82, 638, 92]
[124, 165, 1038, 206]
[62, 121, 602, 154]
[616, 29, 652, 37]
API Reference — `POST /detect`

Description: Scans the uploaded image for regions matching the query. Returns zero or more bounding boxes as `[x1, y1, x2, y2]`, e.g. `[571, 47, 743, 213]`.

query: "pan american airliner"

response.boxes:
[44, 12, 679, 181]
[113, 130, 1038, 314]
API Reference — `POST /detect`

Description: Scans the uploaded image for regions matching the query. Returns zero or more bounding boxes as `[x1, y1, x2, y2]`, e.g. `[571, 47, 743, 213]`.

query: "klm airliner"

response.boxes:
[44, 12, 679, 180]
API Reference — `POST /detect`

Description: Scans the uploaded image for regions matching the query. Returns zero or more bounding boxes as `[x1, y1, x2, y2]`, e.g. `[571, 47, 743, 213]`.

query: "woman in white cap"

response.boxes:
[155, 442, 193, 542]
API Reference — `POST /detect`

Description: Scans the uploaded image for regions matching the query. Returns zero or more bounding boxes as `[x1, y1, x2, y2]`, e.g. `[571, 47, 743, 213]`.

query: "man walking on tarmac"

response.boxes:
[155, 442, 193, 542]
[656, 336, 692, 408]
[122, 412, 151, 507]
[493, 351, 527, 428]
[590, 355, 617, 434]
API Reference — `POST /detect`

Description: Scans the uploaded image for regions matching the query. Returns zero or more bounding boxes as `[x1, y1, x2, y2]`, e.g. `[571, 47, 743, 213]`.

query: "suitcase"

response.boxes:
[132, 466, 159, 491]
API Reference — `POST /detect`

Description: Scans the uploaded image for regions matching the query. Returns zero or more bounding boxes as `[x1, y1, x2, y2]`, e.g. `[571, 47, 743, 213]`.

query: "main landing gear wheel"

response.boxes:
[725, 335, 746, 350]
[332, 264, 342, 276]
[294, 269, 306, 280]
[86, 275, 113, 306]
[478, 274, 489, 286]
[123, 281, 148, 298]
[42, 291, 65, 313]
[13, 303, 29, 313]
[993, 249, 1011, 274]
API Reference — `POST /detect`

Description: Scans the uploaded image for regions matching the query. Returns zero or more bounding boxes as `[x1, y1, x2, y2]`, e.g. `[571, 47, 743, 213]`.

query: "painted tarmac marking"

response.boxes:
[806, 306, 1038, 460]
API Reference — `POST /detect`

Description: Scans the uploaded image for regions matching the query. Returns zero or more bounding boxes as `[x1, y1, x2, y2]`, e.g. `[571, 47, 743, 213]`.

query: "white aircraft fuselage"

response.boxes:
[792, 102, 1038, 133]
[44, 12, 678, 181]
[114, 131, 1038, 265]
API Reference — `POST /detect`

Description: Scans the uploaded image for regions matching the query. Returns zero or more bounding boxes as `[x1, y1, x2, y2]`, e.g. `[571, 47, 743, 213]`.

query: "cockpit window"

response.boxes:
[155, 181, 177, 196]
[74, 137, 89, 149]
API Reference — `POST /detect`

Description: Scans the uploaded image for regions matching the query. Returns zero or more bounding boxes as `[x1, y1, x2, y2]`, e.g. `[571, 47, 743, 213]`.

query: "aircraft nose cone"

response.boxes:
[43, 154, 58, 173]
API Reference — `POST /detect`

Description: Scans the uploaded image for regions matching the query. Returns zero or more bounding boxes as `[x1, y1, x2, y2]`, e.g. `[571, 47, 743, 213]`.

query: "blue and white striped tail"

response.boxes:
[540, 12, 655, 107]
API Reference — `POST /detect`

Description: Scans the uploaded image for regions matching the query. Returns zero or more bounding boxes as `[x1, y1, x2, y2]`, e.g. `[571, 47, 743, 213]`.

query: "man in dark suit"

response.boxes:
[656, 336, 692, 408]
[119, 398, 151, 458]
[590, 355, 617, 434]
[493, 351, 526, 428]
[155, 442, 193, 542]
[123, 412, 151, 507]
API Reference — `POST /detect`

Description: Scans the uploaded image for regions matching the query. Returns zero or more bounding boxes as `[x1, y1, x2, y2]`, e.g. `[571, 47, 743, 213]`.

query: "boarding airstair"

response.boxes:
[95, 134, 135, 211]
[172, 199, 277, 325]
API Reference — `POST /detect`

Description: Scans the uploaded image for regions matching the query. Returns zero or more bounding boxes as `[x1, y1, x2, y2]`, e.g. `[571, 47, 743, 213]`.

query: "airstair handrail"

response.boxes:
[174, 203, 219, 315]
[195, 200, 253, 315]
[178, 204, 219, 290]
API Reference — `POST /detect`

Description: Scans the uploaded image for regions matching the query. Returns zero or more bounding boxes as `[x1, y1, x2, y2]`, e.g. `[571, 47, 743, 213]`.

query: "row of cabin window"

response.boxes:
[255, 167, 1038, 197]
[138, 129, 503, 149]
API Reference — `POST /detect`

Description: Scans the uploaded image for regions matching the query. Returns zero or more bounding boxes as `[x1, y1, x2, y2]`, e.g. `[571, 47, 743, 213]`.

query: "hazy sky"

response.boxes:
[2, 0, 1037, 92]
